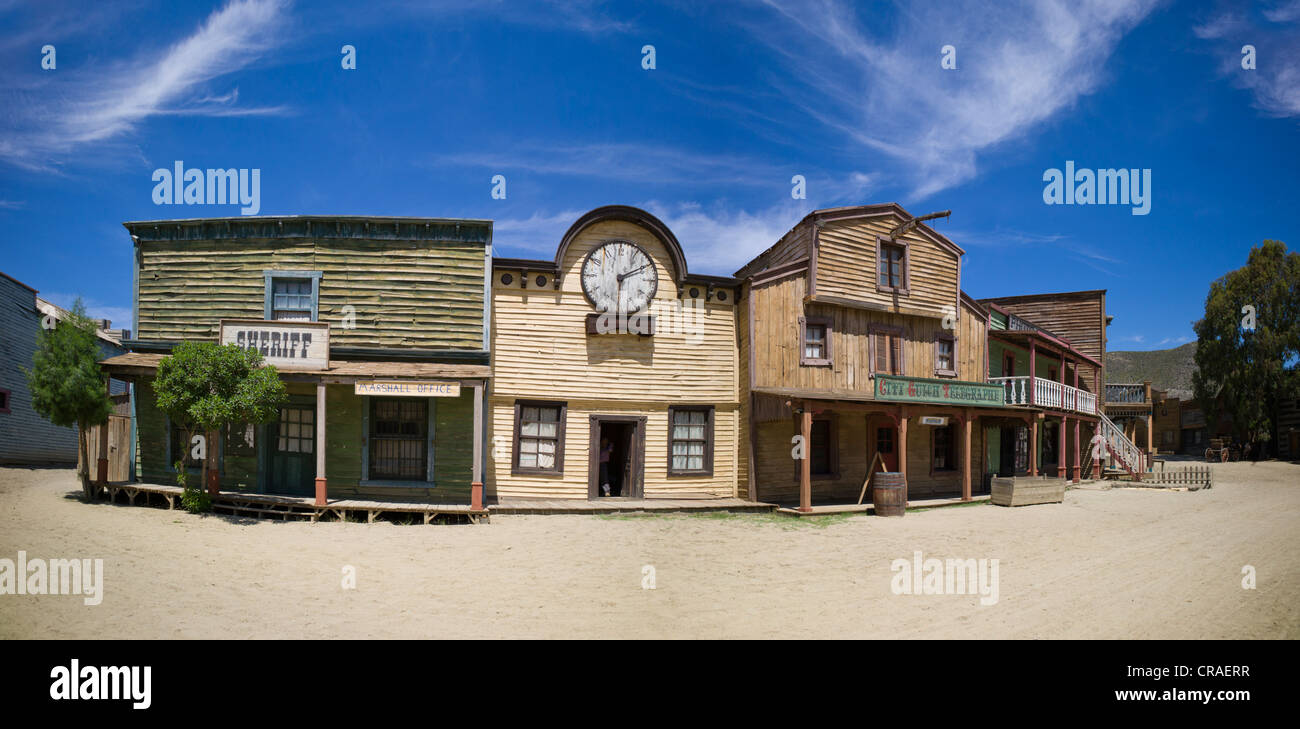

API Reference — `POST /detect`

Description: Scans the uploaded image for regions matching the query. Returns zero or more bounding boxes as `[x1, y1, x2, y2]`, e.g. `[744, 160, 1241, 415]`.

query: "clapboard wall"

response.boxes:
[488, 214, 741, 499]
[129, 217, 490, 351]
[0, 273, 79, 464]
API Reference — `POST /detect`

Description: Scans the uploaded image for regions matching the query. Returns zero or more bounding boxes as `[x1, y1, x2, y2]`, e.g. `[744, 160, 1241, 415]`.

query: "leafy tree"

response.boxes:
[154, 342, 287, 495]
[1192, 240, 1300, 454]
[23, 298, 113, 500]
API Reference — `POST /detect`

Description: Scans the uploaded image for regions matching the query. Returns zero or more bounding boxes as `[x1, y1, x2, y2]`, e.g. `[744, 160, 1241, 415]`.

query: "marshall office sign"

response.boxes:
[219, 319, 330, 370]
[874, 374, 1004, 407]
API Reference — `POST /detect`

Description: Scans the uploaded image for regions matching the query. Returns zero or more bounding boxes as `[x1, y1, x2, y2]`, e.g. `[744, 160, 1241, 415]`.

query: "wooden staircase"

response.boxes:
[1096, 411, 1145, 478]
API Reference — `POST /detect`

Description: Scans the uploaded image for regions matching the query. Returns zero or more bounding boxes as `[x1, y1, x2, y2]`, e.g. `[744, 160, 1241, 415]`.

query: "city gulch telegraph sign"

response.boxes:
[874, 375, 1004, 407]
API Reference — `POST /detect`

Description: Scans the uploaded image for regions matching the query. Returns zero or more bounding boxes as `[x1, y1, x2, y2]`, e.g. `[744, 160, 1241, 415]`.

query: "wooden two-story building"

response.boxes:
[487, 206, 742, 500]
[734, 204, 1018, 510]
[100, 216, 493, 507]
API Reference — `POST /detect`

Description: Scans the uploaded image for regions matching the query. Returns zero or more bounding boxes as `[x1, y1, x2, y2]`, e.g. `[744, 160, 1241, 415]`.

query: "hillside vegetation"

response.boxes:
[1106, 342, 1197, 399]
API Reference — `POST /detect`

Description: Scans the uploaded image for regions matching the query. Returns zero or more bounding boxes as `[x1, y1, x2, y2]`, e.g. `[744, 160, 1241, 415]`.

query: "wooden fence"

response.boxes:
[1131, 465, 1213, 490]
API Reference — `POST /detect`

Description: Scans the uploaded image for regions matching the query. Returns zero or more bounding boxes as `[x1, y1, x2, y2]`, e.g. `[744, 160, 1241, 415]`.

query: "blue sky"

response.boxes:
[1, 0, 1297, 351]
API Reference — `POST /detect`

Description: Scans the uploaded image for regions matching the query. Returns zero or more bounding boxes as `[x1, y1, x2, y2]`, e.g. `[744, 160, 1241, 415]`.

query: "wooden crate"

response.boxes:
[990, 477, 1066, 507]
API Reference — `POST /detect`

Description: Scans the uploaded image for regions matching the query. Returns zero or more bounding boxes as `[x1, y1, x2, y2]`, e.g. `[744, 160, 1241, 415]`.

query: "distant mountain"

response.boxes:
[1106, 342, 1198, 399]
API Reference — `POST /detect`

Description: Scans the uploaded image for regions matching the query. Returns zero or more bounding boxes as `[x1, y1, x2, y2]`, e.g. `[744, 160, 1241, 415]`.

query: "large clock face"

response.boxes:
[580, 240, 659, 313]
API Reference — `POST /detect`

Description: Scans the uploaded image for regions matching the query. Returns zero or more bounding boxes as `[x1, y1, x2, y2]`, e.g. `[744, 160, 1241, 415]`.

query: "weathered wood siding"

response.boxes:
[813, 213, 960, 319]
[135, 235, 487, 349]
[489, 218, 740, 499]
[750, 271, 985, 393]
[982, 291, 1106, 392]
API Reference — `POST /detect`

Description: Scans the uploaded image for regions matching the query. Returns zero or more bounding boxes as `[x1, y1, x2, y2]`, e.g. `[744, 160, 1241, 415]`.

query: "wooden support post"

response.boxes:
[1058, 416, 1068, 479]
[96, 378, 111, 485]
[799, 406, 812, 513]
[1072, 417, 1081, 483]
[471, 380, 485, 511]
[962, 409, 972, 501]
[1029, 415, 1038, 476]
[1094, 424, 1103, 480]
[899, 408, 909, 499]
[1028, 341, 1036, 406]
[1145, 413, 1153, 464]
[314, 382, 327, 506]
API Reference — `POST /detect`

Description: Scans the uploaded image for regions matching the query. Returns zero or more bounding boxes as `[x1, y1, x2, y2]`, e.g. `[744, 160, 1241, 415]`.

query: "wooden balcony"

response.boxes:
[1105, 383, 1150, 404]
[989, 375, 1097, 415]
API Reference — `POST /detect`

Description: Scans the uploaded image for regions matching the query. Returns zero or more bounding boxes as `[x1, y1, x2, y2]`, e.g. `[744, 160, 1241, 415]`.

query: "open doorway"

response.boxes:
[589, 415, 645, 499]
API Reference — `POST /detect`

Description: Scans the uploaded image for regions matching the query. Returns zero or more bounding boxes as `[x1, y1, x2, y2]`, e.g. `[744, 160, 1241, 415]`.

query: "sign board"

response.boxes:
[354, 381, 462, 397]
[220, 319, 330, 370]
[874, 375, 1004, 407]
[918, 416, 949, 426]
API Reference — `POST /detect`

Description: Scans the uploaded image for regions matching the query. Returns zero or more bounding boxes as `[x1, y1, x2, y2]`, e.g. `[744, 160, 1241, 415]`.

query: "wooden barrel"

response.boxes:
[873, 472, 906, 517]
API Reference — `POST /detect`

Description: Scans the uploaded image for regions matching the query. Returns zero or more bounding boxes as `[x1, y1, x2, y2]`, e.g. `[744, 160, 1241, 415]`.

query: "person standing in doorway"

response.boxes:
[600, 437, 613, 496]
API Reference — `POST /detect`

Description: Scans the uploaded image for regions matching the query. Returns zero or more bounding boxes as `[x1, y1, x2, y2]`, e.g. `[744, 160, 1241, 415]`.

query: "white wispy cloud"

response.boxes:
[738, 0, 1160, 198]
[1196, 5, 1300, 118]
[440, 142, 790, 189]
[1, 0, 291, 170]
[1264, 0, 1300, 23]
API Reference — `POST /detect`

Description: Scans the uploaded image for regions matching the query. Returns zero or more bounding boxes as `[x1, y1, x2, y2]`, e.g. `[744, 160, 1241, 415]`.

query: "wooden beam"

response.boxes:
[899, 408, 909, 493]
[1072, 416, 1081, 483]
[799, 406, 812, 513]
[314, 383, 327, 506]
[962, 408, 972, 501]
[1029, 413, 1039, 476]
[1058, 415, 1068, 480]
[1028, 339, 1037, 405]
[472, 380, 485, 510]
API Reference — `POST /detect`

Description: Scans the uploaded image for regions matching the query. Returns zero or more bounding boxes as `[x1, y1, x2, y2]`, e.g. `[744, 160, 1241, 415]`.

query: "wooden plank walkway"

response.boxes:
[774, 494, 992, 518]
[488, 497, 776, 515]
[92, 481, 489, 524]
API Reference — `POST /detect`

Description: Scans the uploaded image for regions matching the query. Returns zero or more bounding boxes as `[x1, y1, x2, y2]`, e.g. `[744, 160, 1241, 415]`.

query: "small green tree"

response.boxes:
[24, 298, 113, 500]
[153, 342, 288, 495]
[1192, 240, 1300, 453]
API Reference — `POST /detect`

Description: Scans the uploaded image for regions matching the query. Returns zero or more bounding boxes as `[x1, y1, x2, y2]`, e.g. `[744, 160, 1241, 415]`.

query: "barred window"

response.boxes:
[369, 399, 426, 480]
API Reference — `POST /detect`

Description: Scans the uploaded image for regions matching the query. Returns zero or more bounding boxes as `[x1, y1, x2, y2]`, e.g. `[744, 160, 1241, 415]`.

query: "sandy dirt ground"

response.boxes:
[1, 462, 1297, 639]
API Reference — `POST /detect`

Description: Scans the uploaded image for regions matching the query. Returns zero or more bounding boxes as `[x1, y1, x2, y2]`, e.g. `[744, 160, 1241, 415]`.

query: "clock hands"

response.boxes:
[617, 263, 651, 282]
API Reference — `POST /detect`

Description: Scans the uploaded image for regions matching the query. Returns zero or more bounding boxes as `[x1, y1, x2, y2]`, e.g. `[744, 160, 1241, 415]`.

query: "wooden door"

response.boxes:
[871, 419, 898, 472]
[269, 405, 315, 496]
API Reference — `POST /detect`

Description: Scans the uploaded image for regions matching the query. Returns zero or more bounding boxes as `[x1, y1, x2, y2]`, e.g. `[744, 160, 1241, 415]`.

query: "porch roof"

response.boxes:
[98, 352, 490, 380]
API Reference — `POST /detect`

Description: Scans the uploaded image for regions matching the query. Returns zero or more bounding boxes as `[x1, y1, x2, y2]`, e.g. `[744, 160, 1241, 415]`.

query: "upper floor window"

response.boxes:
[871, 326, 904, 375]
[877, 238, 909, 293]
[935, 334, 956, 377]
[0, 388, 10, 414]
[263, 270, 323, 322]
[800, 316, 832, 367]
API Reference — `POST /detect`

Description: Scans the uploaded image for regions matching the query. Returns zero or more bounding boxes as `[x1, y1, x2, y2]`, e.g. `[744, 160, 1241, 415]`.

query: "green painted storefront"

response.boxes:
[133, 379, 478, 502]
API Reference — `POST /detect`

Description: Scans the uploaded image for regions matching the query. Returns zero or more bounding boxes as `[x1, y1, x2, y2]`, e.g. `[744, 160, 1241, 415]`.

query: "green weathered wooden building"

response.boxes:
[101, 216, 492, 507]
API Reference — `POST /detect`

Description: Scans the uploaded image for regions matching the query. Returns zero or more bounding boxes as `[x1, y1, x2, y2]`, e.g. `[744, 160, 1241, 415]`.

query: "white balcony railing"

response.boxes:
[989, 376, 1096, 415]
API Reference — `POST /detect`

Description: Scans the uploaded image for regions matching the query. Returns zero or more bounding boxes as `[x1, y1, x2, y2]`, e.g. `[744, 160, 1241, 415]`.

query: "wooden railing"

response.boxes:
[1106, 383, 1147, 403]
[1097, 410, 1145, 476]
[989, 376, 1097, 415]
